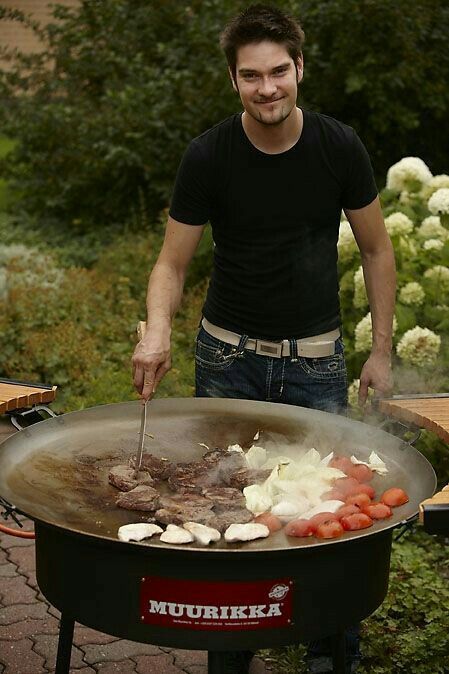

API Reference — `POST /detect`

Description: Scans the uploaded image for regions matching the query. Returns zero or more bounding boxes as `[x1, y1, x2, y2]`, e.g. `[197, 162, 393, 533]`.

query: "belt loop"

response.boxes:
[289, 338, 298, 362]
[237, 333, 249, 353]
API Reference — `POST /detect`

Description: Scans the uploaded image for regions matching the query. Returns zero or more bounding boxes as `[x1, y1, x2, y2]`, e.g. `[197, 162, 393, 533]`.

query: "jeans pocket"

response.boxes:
[195, 329, 243, 371]
[298, 338, 347, 381]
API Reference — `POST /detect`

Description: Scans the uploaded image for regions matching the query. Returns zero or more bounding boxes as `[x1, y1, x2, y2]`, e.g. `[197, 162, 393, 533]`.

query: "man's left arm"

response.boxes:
[344, 196, 396, 405]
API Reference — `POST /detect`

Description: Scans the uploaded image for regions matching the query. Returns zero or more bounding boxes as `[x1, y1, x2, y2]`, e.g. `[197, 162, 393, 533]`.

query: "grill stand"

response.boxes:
[54, 619, 347, 674]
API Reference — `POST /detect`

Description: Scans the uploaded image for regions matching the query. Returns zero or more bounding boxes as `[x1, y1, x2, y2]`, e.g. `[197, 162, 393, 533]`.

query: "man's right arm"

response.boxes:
[132, 216, 205, 400]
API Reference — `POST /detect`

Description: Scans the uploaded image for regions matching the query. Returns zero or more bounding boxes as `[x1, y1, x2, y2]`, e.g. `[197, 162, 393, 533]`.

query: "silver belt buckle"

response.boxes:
[255, 339, 283, 358]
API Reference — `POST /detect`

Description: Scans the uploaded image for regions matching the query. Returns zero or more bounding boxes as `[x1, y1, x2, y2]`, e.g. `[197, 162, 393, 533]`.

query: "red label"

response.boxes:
[140, 577, 293, 631]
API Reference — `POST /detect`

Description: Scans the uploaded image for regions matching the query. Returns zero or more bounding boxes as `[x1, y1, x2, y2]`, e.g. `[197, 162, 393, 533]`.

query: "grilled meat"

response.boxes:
[109, 465, 154, 492]
[214, 507, 254, 532]
[202, 487, 246, 511]
[167, 461, 222, 493]
[227, 468, 271, 490]
[154, 506, 218, 528]
[128, 453, 174, 480]
[116, 485, 160, 511]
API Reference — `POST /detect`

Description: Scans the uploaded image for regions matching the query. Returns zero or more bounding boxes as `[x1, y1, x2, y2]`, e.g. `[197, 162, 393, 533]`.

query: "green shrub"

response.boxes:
[1, 1, 449, 229]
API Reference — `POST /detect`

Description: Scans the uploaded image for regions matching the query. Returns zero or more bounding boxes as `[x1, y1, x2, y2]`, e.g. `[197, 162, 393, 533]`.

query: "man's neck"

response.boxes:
[241, 106, 303, 155]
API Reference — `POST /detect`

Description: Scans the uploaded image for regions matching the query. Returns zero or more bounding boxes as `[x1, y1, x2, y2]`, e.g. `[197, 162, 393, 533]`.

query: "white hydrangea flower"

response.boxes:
[399, 282, 425, 306]
[424, 265, 449, 287]
[384, 212, 414, 237]
[348, 379, 360, 408]
[399, 191, 412, 206]
[396, 327, 441, 367]
[423, 238, 444, 252]
[417, 216, 448, 241]
[348, 378, 374, 409]
[386, 157, 432, 192]
[337, 219, 358, 263]
[428, 188, 449, 215]
[0, 244, 30, 265]
[354, 312, 398, 353]
[0, 244, 63, 291]
[421, 174, 449, 201]
[353, 266, 367, 309]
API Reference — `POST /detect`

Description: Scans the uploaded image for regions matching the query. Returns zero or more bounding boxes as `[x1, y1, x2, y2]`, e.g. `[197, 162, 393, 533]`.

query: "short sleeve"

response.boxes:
[169, 139, 211, 225]
[341, 130, 378, 210]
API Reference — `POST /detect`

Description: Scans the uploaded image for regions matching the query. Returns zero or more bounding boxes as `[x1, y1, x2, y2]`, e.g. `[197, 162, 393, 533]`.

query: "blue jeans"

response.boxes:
[195, 326, 348, 412]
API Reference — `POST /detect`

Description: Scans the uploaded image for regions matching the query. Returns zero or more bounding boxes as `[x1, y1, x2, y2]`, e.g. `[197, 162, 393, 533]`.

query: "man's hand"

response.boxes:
[132, 334, 171, 401]
[358, 352, 393, 407]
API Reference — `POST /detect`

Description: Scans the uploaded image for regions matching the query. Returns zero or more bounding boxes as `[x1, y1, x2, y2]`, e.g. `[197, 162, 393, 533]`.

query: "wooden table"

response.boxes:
[0, 378, 57, 415]
[378, 394, 449, 534]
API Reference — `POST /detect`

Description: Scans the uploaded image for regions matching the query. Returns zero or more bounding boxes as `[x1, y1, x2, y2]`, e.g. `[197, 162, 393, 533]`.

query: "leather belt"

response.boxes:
[201, 319, 340, 359]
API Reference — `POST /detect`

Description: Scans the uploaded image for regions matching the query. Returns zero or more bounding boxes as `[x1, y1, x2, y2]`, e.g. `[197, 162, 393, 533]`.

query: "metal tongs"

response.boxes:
[134, 321, 151, 478]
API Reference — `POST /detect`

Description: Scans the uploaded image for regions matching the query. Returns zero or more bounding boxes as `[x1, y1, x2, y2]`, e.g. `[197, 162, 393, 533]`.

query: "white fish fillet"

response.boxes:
[160, 524, 194, 544]
[117, 523, 163, 542]
[183, 522, 221, 545]
[224, 523, 270, 542]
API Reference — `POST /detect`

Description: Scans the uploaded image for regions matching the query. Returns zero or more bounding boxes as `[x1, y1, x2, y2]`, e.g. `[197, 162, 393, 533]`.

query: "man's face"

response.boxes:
[232, 41, 303, 126]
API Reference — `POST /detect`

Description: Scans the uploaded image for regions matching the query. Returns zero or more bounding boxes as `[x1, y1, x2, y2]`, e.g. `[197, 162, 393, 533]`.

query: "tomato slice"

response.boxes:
[284, 519, 315, 537]
[348, 463, 374, 483]
[340, 513, 373, 531]
[362, 503, 393, 520]
[254, 512, 283, 532]
[334, 477, 363, 497]
[380, 487, 409, 507]
[354, 483, 376, 499]
[336, 504, 360, 519]
[345, 492, 371, 508]
[316, 520, 344, 539]
[320, 489, 346, 502]
[329, 456, 354, 475]
[309, 512, 338, 528]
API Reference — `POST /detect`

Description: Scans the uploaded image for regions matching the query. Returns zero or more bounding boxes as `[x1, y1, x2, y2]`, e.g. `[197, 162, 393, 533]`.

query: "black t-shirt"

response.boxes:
[169, 109, 377, 340]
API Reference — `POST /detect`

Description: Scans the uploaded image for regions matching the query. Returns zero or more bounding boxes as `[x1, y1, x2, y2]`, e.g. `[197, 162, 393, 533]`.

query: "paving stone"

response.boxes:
[0, 575, 37, 606]
[173, 649, 207, 669]
[7, 546, 36, 575]
[81, 640, 162, 665]
[0, 637, 46, 674]
[0, 602, 49, 626]
[0, 548, 10, 566]
[69, 668, 96, 673]
[0, 566, 17, 579]
[1, 534, 34, 548]
[97, 661, 137, 673]
[73, 626, 120, 647]
[32, 633, 86, 670]
[184, 667, 207, 674]
[0, 615, 60, 640]
[135, 653, 185, 674]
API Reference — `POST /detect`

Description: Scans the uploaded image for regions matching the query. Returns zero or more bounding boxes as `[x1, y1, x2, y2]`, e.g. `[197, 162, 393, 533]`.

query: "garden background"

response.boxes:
[0, 1, 448, 672]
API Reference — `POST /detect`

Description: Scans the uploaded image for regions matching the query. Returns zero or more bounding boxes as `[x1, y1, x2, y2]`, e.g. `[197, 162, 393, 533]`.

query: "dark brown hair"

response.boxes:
[220, 4, 305, 83]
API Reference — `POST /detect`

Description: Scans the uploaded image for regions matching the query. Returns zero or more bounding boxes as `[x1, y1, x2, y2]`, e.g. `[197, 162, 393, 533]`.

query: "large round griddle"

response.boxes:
[0, 398, 436, 552]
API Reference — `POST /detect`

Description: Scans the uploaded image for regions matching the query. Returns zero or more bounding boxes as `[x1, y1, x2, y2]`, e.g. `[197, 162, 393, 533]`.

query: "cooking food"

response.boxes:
[183, 521, 221, 545]
[224, 522, 270, 542]
[381, 487, 409, 506]
[108, 465, 154, 491]
[115, 485, 160, 511]
[108, 442, 409, 546]
[117, 523, 163, 542]
[160, 524, 195, 544]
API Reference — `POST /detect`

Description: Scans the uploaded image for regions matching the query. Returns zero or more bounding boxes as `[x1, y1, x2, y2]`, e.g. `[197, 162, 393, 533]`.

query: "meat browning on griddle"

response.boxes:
[154, 506, 218, 528]
[202, 448, 229, 463]
[108, 465, 154, 492]
[227, 468, 271, 490]
[158, 493, 214, 510]
[116, 485, 160, 511]
[167, 461, 222, 493]
[128, 453, 174, 480]
[214, 507, 254, 532]
[202, 487, 246, 511]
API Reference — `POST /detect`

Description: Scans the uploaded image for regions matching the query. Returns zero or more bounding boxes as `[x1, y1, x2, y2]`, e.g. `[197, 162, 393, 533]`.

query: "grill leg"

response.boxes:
[331, 631, 347, 674]
[207, 651, 252, 673]
[55, 614, 75, 674]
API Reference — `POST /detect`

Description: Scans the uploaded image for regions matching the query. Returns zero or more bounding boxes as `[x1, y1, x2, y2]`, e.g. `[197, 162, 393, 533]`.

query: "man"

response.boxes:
[132, 4, 395, 672]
